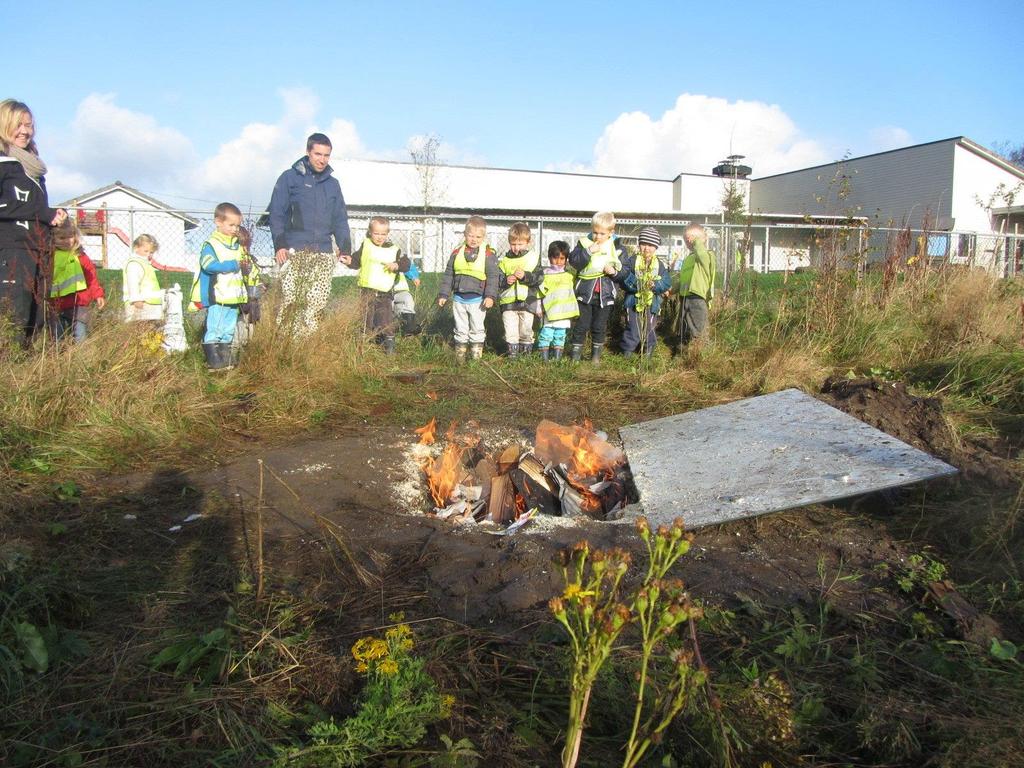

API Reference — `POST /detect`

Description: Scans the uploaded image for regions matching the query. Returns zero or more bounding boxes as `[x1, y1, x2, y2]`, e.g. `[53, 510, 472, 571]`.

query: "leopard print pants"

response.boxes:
[276, 251, 337, 336]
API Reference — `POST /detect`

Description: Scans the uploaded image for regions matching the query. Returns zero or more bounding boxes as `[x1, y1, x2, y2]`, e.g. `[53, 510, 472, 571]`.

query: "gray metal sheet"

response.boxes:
[619, 388, 958, 530]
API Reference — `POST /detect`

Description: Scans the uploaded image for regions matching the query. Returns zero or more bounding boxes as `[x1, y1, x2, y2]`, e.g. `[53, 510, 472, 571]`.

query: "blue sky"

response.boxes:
[16, 0, 1024, 208]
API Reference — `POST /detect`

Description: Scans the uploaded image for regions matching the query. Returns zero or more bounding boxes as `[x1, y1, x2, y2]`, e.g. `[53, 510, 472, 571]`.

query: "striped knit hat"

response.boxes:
[637, 226, 661, 247]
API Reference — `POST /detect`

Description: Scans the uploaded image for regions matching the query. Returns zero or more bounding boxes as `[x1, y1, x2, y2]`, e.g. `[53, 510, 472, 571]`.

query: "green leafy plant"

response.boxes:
[430, 734, 481, 767]
[54, 481, 80, 503]
[151, 612, 235, 684]
[895, 553, 947, 593]
[548, 517, 706, 768]
[0, 547, 90, 691]
[276, 618, 451, 767]
[989, 637, 1019, 663]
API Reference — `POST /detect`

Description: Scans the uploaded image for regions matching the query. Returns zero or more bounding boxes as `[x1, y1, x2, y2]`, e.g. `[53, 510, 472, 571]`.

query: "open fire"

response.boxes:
[414, 419, 632, 527]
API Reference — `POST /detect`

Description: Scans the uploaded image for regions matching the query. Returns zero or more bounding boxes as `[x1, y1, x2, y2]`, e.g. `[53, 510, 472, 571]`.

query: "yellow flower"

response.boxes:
[378, 658, 399, 676]
[562, 583, 594, 601]
[386, 623, 412, 642]
[439, 694, 456, 717]
[352, 636, 389, 662]
[355, 661, 368, 674]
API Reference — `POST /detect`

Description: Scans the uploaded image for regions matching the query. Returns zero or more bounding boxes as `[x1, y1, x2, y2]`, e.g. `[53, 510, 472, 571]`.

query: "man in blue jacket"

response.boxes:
[269, 133, 352, 334]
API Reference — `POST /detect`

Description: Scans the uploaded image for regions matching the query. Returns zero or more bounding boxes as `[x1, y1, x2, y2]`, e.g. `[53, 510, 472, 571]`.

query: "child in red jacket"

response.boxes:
[49, 219, 105, 341]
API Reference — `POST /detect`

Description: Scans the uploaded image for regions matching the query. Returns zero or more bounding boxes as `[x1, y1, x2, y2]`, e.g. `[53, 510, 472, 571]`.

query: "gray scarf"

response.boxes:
[4, 144, 47, 181]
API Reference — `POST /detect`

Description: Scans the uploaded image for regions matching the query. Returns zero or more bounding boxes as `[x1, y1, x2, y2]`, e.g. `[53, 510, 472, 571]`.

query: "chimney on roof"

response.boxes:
[712, 154, 752, 179]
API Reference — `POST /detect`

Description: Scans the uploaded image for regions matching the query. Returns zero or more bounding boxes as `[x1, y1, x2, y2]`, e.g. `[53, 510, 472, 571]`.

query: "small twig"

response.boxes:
[480, 359, 522, 395]
[256, 459, 265, 601]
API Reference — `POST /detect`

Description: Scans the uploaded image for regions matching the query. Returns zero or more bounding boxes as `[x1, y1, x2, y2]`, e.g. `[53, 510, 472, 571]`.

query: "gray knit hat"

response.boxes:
[637, 226, 661, 247]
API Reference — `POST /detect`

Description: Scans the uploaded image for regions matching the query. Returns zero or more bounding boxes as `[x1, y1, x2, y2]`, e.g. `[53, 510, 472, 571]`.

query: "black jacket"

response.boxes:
[0, 155, 57, 250]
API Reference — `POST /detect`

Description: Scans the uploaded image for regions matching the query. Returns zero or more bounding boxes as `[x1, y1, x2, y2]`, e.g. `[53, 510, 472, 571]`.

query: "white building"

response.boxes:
[750, 137, 1024, 233]
[58, 182, 200, 270]
[750, 137, 1024, 270]
[337, 157, 742, 216]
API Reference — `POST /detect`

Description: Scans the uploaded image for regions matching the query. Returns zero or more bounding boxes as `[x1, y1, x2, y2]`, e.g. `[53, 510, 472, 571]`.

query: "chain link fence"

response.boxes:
[67, 207, 1024, 290]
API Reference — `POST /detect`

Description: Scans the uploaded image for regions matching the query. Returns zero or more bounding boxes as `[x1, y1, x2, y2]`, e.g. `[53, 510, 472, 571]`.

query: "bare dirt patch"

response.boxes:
[86, 381, 1018, 642]
[820, 376, 1020, 487]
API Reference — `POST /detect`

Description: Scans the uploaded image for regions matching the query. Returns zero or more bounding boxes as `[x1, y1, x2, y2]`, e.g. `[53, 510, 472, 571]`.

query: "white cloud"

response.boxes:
[45, 89, 377, 209]
[193, 87, 372, 207]
[591, 93, 830, 178]
[868, 125, 913, 153]
[49, 93, 197, 201]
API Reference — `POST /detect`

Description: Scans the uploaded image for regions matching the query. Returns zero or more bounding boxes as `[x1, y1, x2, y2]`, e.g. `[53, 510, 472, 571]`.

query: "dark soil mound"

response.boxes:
[820, 377, 1019, 487]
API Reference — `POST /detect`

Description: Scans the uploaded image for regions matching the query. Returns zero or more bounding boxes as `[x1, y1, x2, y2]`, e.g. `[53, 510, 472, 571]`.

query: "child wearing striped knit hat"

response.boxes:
[620, 226, 671, 358]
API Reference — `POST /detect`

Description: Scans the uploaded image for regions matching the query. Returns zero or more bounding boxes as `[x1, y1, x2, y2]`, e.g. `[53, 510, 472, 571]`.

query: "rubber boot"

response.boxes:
[455, 344, 468, 364]
[202, 343, 222, 370]
[591, 343, 604, 365]
[217, 343, 236, 370]
[382, 335, 396, 355]
[553, 347, 564, 361]
[623, 349, 635, 359]
[520, 343, 532, 358]
[507, 342, 518, 359]
[540, 347, 550, 362]
[569, 343, 583, 362]
[469, 343, 484, 361]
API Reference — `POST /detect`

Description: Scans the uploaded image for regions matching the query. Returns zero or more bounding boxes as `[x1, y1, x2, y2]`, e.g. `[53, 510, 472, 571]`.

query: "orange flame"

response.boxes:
[415, 417, 437, 446]
[416, 420, 466, 507]
[423, 443, 465, 506]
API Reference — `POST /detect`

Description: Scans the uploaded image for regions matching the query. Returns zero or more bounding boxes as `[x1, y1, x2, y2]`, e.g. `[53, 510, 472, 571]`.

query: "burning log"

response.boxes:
[414, 418, 633, 527]
[488, 474, 517, 524]
[509, 453, 560, 517]
[497, 444, 522, 474]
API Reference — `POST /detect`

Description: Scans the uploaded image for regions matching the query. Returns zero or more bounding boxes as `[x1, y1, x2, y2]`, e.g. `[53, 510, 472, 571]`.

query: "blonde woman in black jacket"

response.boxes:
[0, 99, 66, 340]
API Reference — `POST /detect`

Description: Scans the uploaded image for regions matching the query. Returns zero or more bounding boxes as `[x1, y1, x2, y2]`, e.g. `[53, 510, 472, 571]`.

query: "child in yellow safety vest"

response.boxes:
[535, 240, 578, 362]
[342, 216, 409, 354]
[48, 219, 105, 342]
[196, 203, 248, 370]
[497, 221, 543, 358]
[567, 211, 627, 364]
[123, 233, 164, 323]
[436, 216, 499, 363]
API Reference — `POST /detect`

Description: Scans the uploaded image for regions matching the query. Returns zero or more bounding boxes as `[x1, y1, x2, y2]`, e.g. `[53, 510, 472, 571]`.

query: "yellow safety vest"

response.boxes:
[123, 255, 163, 306]
[394, 272, 410, 293]
[357, 240, 400, 292]
[540, 270, 579, 321]
[50, 249, 87, 298]
[576, 236, 621, 279]
[203, 235, 247, 306]
[497, 249, 539, 305]
[188, 271, 202, 311]
[453, 243, 488, 281]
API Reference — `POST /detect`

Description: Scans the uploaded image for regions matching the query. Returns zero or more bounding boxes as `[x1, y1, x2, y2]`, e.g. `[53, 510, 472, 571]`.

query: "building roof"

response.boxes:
[753, 137, 1024, 183]
[57, 181, 201, 229]
[342, 156, 691, 184]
